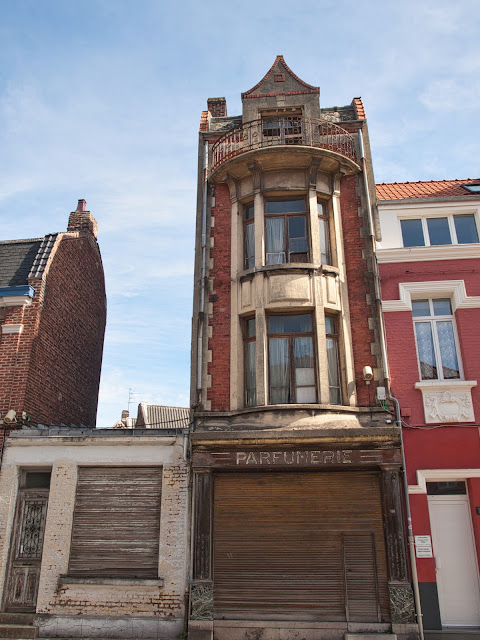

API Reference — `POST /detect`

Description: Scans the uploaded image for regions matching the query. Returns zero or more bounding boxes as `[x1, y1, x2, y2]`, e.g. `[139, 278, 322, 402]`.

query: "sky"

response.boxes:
[1, 0, 479, 428]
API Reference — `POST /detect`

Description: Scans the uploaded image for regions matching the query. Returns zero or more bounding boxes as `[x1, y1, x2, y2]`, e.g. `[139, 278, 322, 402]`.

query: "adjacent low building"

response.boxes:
[0, 426, 190, 639]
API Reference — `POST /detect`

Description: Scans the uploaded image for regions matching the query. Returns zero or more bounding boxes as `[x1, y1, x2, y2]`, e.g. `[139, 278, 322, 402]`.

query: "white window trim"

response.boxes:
[412, 299, 463, 382]
[409, 468, 480, 494]
[382, 280, 480, 313]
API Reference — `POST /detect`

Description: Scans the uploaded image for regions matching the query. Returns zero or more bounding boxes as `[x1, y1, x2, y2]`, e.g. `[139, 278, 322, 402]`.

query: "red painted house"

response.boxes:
[0, 199, 106, 441]
[377, 179, 480, 633]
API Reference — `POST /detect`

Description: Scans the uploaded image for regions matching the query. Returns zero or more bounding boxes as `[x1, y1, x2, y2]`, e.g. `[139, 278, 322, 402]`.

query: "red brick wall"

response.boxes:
[340, 174, 378, 406]
[22, 234, 106, 427]
[207, 183, 231, 411]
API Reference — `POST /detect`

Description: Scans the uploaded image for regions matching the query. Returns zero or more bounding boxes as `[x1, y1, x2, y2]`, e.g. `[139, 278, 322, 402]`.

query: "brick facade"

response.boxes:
[0, 205, 106, 431]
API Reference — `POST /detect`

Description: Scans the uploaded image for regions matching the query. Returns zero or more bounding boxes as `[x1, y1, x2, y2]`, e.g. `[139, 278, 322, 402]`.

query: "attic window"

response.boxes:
[274, 74, 285, 82]
[462, 184, 480, 194]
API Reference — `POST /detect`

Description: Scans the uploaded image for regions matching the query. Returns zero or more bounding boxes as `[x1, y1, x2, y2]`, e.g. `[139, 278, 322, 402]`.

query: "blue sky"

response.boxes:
[1, 0, 479, 428]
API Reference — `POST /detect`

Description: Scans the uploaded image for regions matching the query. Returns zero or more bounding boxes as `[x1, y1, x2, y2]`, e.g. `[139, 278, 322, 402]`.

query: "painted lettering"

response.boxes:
[284, 451, 295, 464]
[259, 452, 271, 464]
[323, 451, 335, 463]
[310, 451, 320, 464]
[296, 451, 308, 464]
[342, 450, 352, 463]
[272, 452, 282, 463]
[246, 452, 258, 465]
[236, 452, 247, 465]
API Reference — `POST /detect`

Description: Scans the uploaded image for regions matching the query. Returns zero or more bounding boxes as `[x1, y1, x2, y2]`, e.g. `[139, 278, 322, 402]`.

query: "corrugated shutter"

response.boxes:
[68, 467, 162, 578]
[213, 471, 389, 621]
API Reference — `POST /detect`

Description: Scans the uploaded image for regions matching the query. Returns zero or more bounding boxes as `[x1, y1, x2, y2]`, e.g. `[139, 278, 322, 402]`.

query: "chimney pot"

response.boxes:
[77, 199, 87, 212]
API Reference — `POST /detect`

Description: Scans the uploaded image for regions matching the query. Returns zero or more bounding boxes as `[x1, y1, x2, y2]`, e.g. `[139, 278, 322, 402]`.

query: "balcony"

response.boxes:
[211, 117, 357, 173]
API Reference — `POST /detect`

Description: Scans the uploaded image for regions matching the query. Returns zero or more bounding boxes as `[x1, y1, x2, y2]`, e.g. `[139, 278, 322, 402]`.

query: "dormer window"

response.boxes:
[462, 184, 480, 194]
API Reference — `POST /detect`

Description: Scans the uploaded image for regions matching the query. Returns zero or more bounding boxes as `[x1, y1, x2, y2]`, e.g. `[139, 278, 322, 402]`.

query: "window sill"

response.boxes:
[239, 263, 339, 278]
[376, 244, 480, 264]
[415, 380, 477, 424]
[57, 576, 164, 588]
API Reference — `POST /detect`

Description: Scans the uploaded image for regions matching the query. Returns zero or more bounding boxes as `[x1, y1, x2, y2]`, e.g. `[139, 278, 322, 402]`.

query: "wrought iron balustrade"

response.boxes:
[211, 117, 357, 171]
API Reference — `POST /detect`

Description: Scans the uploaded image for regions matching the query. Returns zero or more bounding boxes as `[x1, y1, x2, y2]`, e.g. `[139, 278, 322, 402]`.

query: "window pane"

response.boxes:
[269, 314, 312, 334]
[401, 219, 425, 247]
[433, 299, 452, 316]
[454, 214, 479, 244]
[427, 481, 466, 495]
[266, 199, 305, 214]
[288, 216, 308, 257]
[245, 222, 255, 269]
[245, 318, 256, 338]
[326, 336, 341, 403]
[325, 315, 336, 335]
[427, 218, 451, 245]
[412, 300, 431, 317]
[266, 217, 285, 265]
[437, 321, 460, 379]
[245, 341, 256, 406]
[318, 216, 331, 264]
[293, 337, 316, 403]
[415, 322, 437, 379]
[269, 337, 290, 404]
[245, 204, 254, 220]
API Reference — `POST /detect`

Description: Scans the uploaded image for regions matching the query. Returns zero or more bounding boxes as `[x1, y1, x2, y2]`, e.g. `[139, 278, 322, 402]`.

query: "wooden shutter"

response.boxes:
[69, 467, 162, 578]
[213, 471, 389, 622]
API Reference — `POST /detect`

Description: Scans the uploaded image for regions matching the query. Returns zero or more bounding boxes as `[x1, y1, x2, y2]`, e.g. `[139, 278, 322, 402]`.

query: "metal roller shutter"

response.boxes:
[68, 467, 162, 578]
[213, 471, 389, 621]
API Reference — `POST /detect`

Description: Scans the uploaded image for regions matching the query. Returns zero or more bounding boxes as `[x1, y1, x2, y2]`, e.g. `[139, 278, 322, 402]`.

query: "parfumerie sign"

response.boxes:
[193, 447, 400, 468]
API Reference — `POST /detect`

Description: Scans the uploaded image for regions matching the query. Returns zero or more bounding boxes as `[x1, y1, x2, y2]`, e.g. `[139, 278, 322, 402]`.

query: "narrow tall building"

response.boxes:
[190, 57, 418, 640]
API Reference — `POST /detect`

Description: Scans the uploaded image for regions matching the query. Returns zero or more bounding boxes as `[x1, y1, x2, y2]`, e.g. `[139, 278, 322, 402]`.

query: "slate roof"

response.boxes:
[376, 179, 480, 201]
[136, 403, 190, 429]
[0, 234, 58, 287]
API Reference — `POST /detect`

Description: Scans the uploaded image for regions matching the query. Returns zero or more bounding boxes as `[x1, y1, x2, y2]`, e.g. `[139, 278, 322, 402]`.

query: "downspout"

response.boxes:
[358, 129, 424, 639]
[390, 395, 425, 640]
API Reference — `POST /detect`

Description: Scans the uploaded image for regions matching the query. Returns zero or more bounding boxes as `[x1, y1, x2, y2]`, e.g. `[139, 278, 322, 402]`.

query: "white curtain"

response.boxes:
[266, 218, 285, 265]
[269, 337, 289, 403]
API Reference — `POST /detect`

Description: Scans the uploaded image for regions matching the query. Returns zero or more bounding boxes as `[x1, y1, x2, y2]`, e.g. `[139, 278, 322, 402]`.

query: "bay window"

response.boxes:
[412, 298, 461, 381]
[268, 313, 316, 404]
[265, 199, 309, 264]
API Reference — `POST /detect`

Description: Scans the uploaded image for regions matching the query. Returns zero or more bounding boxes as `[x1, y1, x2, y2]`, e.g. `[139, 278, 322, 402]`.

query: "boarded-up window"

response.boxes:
[68, 467, 162, 578]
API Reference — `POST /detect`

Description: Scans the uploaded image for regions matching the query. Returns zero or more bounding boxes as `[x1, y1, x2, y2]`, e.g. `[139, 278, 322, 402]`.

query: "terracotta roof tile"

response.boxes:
[376, 179, 480, 201]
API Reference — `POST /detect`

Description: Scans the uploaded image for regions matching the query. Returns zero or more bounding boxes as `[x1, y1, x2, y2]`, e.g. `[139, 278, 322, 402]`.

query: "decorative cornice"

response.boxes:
[0, 295, 33, 308]
[376, 244, 480, 263]
[382, 280, 480, 312]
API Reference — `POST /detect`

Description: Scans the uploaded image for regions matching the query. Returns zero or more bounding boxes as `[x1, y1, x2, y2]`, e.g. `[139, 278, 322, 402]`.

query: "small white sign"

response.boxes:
[415, 535, 433, 558]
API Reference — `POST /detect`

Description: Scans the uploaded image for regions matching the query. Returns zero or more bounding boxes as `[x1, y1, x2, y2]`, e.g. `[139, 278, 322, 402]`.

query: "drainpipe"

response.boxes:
[358, 129, 424, 639]
[390, 395, 425, 640]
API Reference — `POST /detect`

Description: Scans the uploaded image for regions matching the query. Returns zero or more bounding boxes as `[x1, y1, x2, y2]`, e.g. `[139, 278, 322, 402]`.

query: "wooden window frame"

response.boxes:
[325, 314, 342, 405]
[264, 197, 310, 265]
[318, 199, 333, 265]
[267, 312, 318, 405]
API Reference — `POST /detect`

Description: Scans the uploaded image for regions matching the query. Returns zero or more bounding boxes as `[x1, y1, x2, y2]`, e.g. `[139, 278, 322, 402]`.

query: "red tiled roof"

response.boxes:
[352, 98, 366, 120]
[376, 179, 480, 200]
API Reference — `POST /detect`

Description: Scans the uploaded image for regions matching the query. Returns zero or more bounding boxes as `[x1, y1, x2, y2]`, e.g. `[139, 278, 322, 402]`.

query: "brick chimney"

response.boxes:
[207, 97, 227, 117]
[67, 199, 98, 238]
